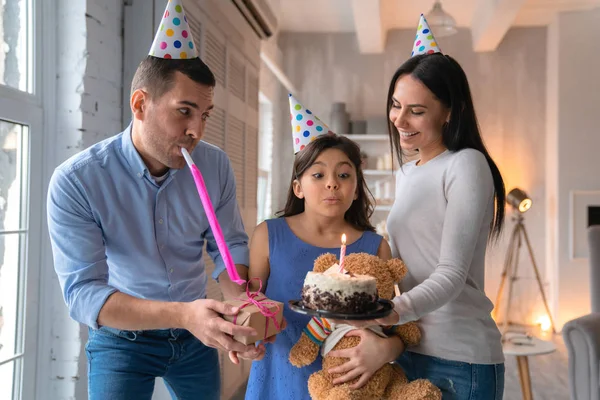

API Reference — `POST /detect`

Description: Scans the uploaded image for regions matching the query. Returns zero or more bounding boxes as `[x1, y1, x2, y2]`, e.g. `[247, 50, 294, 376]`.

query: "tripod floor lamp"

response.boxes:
[493, 188, 556, 335]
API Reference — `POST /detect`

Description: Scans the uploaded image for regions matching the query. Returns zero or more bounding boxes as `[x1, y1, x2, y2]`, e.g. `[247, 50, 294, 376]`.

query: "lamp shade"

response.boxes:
[507, 188, 532, 213]
[425, 1, 457, 37]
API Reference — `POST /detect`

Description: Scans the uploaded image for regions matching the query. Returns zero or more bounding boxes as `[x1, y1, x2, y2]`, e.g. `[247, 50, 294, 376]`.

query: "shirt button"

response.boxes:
[169, 268, 174, 273]
[137, 172, 142, 177]
[158, 219, 164, 224]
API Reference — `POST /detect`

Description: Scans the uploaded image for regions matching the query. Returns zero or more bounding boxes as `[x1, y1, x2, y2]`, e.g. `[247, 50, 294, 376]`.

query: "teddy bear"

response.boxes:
[288, 252, 441, 400]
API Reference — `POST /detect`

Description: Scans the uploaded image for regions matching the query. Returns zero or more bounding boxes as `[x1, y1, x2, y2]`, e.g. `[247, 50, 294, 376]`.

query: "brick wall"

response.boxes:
[49, 1, 123, 398]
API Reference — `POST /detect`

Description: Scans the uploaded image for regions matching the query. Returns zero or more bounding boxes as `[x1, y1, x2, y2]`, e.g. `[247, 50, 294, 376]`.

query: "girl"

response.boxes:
[244, 133, 404, 400]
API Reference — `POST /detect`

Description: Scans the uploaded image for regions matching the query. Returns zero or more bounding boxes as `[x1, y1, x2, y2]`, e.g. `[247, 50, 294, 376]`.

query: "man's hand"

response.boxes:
[180, 298, 259, 354]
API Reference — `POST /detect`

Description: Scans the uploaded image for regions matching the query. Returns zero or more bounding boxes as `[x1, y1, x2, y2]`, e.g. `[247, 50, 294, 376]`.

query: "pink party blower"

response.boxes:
[181, 148, 245, 285]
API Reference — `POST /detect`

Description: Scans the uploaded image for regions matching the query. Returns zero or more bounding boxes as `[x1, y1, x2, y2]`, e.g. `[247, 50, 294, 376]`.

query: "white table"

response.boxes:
[502, 332, 557, 400]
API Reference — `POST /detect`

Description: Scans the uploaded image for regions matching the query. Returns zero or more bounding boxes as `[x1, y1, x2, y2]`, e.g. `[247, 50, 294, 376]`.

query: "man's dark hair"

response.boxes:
[130, 56, 216, 99]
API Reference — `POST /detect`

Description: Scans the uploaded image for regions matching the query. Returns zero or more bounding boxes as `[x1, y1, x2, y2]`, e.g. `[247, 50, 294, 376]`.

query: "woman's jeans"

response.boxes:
[86, 326, 219, 400]
[396, 351, 505, 400]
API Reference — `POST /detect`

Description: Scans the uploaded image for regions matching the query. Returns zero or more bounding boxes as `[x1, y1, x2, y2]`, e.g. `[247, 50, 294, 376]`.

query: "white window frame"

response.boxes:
[0, 0, 55, 399]
[257, 94, 273, 223]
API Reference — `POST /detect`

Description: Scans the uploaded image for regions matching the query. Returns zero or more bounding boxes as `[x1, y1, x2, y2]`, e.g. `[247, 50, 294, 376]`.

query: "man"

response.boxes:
[47, 2, 263, 399]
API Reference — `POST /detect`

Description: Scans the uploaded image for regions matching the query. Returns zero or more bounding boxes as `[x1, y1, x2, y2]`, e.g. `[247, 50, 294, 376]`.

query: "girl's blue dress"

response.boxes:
[244, 217, 383, 400]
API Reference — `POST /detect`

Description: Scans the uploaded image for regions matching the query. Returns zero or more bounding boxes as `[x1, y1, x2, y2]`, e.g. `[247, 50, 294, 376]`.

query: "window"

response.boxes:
[1, 0, 34, 93]
[0, 1, 44, 399]
[0, 121, 28, 400]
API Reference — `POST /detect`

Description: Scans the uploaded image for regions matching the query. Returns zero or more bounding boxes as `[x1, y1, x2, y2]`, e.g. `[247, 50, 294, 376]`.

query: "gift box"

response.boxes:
[223, 294, 284, 345]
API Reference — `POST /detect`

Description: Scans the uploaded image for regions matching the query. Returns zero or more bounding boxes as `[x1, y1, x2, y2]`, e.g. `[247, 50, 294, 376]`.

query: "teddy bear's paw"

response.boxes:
[289, 334, 320, 367]
[394, 322, 422, 347]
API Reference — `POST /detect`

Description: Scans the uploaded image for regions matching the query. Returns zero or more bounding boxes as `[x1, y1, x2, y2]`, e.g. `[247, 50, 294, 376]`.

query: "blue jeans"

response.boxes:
[396, 351, 505, 400]
[85, 326, 220, 400]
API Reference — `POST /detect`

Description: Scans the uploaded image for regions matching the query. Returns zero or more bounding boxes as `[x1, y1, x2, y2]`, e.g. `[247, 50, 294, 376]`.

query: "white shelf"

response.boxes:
[363, 169, 395, 176]
[343, 134, 388, 141]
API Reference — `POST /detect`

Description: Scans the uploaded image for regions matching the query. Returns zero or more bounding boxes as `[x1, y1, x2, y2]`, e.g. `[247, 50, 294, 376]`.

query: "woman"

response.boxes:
[352, 15, 506, 400]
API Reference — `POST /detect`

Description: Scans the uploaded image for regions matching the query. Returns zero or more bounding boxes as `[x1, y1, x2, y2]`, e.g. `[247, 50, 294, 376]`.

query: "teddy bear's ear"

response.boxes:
[386, 258, 407, 282]
[314, 253, 338, 272]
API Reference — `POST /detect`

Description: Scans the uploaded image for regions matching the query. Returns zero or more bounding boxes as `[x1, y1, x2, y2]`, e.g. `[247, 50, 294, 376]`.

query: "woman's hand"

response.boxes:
[326, 329, 405, 389]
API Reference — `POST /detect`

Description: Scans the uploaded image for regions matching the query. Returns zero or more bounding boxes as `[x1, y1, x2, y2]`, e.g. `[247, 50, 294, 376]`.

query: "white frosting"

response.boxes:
[323, 264, 345, 275]
[303, 269, 377, 297]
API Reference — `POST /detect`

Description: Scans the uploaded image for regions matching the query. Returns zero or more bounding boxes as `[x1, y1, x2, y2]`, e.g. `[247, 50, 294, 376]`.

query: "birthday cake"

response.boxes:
[301, 265, 378, 314]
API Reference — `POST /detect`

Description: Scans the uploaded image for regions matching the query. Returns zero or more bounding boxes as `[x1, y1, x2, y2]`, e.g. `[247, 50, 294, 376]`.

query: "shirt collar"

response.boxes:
[120, 122, 181, 180]
[120, 122, 150, 178]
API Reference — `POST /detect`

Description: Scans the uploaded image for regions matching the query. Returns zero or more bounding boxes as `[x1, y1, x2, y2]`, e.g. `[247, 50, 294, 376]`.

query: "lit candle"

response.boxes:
[338, 234, 347, 273]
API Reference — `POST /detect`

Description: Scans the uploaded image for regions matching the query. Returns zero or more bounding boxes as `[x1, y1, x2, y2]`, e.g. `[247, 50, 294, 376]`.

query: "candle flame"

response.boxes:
[341, 233, 346, 245]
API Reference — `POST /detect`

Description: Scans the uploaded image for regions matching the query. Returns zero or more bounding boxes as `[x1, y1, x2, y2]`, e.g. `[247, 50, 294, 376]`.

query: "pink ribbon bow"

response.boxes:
[233, 278, 281, 339]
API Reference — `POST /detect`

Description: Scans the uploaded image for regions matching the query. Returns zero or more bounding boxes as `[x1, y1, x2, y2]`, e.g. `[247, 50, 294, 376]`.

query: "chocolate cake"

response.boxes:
[301, 265, 378, 313]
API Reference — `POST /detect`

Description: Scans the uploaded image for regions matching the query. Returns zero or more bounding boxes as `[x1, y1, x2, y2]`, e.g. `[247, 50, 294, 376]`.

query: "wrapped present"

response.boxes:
[223, 286, 283, 345]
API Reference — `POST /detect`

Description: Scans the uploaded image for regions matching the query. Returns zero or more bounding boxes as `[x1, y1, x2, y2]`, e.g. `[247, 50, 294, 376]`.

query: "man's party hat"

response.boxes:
[149, 1, 199, 59]
[411, 14, 442, 57]
[289, 94, 332, 154]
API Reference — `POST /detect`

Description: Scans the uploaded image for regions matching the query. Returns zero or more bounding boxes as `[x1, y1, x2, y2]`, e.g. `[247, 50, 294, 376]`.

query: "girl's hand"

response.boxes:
[228, 342, 266, 364]
[227, 317, 287, 364]
[326, 329, 405, 389]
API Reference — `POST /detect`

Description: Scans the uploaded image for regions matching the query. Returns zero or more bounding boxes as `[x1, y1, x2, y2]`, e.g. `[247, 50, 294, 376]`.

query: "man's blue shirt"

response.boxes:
[47, 125, 249, 329]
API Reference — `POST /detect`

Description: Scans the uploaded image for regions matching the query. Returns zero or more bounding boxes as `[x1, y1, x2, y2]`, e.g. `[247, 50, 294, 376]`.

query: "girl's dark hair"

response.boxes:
[277, 134, 375, 232]
[131, 56, 216, 99]
[386, 53, 505, 240]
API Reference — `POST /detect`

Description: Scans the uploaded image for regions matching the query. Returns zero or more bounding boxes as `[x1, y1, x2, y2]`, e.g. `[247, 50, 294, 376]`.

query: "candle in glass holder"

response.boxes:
[338, 234, 347, 273]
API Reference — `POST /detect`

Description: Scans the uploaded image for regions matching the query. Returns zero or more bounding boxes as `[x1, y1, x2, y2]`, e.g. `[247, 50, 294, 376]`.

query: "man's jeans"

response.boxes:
[86, 326, 219, 400]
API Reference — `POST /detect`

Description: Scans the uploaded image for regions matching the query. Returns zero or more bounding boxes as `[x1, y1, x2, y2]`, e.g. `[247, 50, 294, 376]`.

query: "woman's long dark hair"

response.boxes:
[277, 134, 375, 232]
[386, 53, 505, 240]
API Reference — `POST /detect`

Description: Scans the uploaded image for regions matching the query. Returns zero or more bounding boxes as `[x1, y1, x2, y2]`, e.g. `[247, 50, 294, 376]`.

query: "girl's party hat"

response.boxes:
[289, 94, 333, 154]
[411, 14, 442, 57]
[149, 1, 198, 59]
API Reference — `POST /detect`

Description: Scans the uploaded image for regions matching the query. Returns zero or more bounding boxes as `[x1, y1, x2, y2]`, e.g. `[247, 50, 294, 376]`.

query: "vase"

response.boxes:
[351, 120, 367, 134]
[330, 102, 350, 135]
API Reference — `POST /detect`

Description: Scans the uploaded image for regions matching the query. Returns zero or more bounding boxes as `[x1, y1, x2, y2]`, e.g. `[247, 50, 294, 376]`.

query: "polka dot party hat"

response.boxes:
[289, 94, 332, 154]
[411, 14, 442, 57]
[149, 1, 198, 59]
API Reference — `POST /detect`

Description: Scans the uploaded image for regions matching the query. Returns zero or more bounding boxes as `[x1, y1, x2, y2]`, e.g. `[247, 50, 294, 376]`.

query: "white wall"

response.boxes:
[546, 8, 600, 328]
[275, 27, 549, 325]
[40, 0, 124, 399]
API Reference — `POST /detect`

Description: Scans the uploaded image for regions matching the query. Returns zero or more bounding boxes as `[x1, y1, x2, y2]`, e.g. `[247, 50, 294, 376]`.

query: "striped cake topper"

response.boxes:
[149, 1, 198, 59]
[411, 14, 442, 57]
[289, 94, 333, 154]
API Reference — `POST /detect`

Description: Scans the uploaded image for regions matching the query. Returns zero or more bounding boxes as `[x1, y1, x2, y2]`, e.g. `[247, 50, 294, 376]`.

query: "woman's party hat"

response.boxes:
[289, 94, 332, 154]
[411, 14, 442, 57]
[149, 1, 199, 59]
